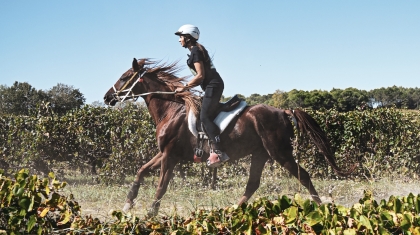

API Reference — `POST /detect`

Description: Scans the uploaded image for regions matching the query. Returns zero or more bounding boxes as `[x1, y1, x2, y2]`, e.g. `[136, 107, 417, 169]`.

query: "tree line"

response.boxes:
[228, 86, 420, 112]
[0, 81, 85, 116]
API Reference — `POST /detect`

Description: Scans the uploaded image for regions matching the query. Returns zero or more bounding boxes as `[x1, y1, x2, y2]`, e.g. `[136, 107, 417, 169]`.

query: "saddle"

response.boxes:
[195, 95, 242, 132]
[188, 95, 248, 161]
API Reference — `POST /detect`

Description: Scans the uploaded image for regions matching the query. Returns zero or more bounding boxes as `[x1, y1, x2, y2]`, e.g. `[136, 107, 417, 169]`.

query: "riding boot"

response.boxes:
[207, 136, 230, 168]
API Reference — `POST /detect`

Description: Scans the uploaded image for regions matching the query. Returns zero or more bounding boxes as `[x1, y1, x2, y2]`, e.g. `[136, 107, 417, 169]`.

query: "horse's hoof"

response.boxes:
[147, 209, 158, 218]
[122, 202, 132, 212]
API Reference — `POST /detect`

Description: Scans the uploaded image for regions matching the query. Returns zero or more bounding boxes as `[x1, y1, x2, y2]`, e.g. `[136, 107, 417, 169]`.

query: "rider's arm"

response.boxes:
[186, 61, 205, 88]
[176, 61, 205, 92]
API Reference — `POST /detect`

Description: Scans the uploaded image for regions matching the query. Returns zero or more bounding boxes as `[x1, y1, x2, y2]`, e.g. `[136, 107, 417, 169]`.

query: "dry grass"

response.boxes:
[60, 163, 420, 222]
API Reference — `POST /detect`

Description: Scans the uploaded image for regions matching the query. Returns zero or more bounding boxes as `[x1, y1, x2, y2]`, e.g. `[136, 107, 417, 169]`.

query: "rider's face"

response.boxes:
[179, 36, 187, 47]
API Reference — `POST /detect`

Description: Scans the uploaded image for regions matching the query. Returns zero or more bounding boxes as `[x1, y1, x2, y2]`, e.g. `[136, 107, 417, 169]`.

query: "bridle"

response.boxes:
[112, 69, 176, 103]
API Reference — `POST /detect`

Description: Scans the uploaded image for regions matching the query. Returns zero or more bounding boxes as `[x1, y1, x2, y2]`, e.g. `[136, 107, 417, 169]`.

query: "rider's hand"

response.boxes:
[175, 86, 188, 93]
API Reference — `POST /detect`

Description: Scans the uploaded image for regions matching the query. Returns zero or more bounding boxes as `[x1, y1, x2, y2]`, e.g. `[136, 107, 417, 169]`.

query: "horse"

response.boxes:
[103, 58, 355, 215]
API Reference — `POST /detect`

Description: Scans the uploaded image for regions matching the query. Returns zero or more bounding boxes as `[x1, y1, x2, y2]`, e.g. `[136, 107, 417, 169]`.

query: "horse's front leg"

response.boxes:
[148, 152, 179, 216]
[123, 152, 163, 212]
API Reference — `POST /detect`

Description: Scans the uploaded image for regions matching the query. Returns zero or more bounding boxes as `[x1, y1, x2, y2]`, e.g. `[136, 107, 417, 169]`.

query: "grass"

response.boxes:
[60, 162, 420, 222]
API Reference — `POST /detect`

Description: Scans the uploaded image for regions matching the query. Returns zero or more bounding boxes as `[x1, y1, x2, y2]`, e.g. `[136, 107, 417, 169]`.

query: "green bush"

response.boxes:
[0, 104, 158, 183]
[301, 108, 420, 179]
[0, 169, 80, 234]
[0, 105, 419, 181]
[2, 169, 420, 234]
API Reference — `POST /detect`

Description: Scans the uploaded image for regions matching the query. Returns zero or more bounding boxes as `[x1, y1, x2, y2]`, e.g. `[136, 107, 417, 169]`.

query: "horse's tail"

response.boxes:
[285, 109, 356, 177]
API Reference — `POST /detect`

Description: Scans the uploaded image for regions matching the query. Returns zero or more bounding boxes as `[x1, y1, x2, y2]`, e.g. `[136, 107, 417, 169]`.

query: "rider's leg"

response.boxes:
[200, 83, 229, 167]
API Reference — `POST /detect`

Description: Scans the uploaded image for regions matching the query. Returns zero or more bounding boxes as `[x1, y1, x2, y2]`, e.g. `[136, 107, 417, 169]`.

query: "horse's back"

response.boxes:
[233, 104, 293, 140]
[244, 104, 289, 124]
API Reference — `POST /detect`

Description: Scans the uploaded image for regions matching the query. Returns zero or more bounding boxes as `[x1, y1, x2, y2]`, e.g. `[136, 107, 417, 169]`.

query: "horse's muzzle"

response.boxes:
[104, 94, 117, 106]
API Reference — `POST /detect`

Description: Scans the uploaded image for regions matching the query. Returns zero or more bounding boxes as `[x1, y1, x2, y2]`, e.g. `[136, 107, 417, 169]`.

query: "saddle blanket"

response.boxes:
[188, 101, 247, 137]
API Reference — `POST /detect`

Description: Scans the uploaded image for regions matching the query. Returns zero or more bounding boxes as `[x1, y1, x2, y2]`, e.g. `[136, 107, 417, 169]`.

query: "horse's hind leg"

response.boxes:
[123, 152, 163, 212]
[237, 149, 269, 205]
[277, 150, 321, 204]
[254, 117, 322, 204]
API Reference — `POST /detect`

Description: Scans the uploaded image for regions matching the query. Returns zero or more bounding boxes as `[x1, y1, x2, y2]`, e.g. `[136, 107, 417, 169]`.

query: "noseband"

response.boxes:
[112, 69, 176, 103]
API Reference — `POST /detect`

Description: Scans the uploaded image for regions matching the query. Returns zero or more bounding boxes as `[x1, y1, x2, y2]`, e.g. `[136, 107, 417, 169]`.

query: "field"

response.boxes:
[61, 161, 420, 221]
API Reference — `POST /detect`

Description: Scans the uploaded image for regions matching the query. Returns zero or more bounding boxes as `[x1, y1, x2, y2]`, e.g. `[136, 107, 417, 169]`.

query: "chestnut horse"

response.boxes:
[103, 58, 354, 215]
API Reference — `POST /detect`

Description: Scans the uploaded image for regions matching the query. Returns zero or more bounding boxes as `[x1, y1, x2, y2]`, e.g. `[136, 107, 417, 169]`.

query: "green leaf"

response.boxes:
[246, 216, 253, 235]
[271, 201, 281, 214]
[380, 211, 394, 227]
[351, 203, 362, 217]
[319, 204, 330, 217]
[394, 198, 403, 213]
[343, 228, 357, 235]
[357, 215, 373, 232]
[37, 226, 43, 235]
[336, 205, 349, 216]
[19, 208, 27, 216]
[284, 206, 298, 224]
[27, 214, 37, 232]
[378, 227, 391, 235]
[279, 195, 292, 210]
[400, 213, 412, 231]
[415, 196, 420, 214]
[15, 169, 29, 182]
[57, 209, 71, 225]
[305, 211, 323, 226]
[294, 194, 304, 207]
[12, 184, 20, 195]
[28, 195, 35, 211]
[18, 197, 30, 210]
[15, 187, 24, 197]
[406, 193, 414, 205]
[301, 199, 312, 216]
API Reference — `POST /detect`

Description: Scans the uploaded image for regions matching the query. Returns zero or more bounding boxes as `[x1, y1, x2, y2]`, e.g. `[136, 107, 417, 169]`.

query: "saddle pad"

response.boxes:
[188, 101, 247, 137]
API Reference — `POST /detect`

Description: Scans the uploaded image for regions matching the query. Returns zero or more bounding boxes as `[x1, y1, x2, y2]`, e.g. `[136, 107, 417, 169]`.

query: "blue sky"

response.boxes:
[1, 1, 419, 104]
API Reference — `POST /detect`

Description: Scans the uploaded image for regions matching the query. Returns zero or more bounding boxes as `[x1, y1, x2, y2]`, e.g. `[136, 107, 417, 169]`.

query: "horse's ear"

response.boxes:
[138, 59, 146, 67]
[132, 58, 140, 72]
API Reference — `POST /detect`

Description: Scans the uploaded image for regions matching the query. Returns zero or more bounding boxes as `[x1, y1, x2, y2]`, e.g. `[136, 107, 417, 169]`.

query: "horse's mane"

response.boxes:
[139, 59, 202, 115]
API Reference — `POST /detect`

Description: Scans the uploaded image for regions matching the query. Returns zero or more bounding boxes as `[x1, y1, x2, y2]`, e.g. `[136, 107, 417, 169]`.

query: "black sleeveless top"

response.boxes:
[187, 46, 223, 90]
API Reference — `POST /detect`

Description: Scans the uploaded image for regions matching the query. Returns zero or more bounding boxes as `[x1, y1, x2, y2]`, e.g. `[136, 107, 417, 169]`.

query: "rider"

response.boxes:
[174, 24, 229, 167]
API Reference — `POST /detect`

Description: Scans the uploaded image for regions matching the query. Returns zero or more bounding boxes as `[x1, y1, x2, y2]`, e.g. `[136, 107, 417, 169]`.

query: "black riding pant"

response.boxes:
[200, 82, 224, 144]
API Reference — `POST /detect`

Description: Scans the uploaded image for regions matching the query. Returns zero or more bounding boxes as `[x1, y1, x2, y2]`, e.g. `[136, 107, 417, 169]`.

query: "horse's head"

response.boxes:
[104, 58, 199, 113]
[104, 58, 152, 106]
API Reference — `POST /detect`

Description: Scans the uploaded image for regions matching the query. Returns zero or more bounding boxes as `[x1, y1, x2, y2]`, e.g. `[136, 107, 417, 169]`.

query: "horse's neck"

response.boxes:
[145, 97, 182, 125]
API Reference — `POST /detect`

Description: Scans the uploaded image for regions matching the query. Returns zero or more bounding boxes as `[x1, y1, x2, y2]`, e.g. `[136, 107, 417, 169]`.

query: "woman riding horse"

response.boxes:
[174, 24, 229, 167]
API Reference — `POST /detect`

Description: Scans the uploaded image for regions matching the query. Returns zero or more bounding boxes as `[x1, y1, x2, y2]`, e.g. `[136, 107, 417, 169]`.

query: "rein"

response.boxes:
[112, 70, 176, 102]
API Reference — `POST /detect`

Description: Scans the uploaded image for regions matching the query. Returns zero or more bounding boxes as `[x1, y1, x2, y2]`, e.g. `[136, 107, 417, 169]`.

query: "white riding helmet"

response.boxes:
[174, 24, 200, 40]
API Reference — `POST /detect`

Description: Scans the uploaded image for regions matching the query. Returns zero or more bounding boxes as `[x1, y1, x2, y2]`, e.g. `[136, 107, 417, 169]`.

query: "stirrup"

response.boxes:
[215, 150, 230, 162]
